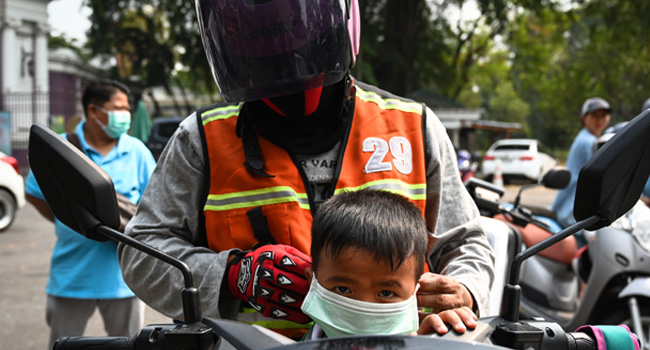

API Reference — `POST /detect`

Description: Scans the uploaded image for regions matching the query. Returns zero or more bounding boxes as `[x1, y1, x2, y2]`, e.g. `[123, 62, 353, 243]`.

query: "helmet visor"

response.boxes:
[196, 0, 352, 102]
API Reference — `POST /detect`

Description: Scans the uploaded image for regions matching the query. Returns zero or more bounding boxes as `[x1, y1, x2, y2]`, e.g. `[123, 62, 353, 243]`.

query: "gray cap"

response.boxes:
[581, 97, 611, 116]
[642, 98, 650, 113]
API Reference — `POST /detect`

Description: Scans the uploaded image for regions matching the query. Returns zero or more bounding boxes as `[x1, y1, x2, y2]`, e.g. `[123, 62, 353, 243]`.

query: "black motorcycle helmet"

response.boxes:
[195, 0, 361, 103]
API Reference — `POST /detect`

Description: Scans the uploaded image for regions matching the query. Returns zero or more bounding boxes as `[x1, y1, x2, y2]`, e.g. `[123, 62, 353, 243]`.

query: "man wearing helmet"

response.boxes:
[119, 0, 494, 337]
[552, 97, 611, 245]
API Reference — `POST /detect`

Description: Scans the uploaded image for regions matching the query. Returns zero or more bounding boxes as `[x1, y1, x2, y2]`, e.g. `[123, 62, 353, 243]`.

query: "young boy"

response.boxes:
[301, 189, 477, 339]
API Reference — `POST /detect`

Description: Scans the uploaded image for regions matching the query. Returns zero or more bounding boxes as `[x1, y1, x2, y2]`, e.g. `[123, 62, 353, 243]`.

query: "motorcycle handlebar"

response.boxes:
[53, 323, 217, 350]
[51, 327, 605, 350]
[53, 336, 134, 350]
[566, 332, 598, 350]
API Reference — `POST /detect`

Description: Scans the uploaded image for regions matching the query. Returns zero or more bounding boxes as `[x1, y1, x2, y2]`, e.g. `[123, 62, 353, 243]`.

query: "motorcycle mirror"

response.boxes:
[501, 110, 650, 322]
[28, 124, 120, 240]
[540, 167, 570, 190]
[28, 123, 203, 324]
[574, 109, 650, 230]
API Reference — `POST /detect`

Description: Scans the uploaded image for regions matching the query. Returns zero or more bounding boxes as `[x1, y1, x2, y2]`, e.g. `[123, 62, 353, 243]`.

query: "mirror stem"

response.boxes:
[95, 225, 202, 324]
[513, 183, 539, 209]
[501, 214, 602, 322]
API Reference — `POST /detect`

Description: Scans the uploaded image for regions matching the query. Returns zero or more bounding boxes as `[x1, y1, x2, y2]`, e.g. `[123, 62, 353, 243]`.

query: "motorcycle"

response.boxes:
[457, 149, 479, 183]
[27, 109, 650, 350]
[467, 166, 650, 348]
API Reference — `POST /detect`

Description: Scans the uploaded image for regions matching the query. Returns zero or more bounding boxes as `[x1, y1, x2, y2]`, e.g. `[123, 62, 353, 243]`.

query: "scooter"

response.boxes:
[27, 109, 650, 349]
[467, 167, 650, 348]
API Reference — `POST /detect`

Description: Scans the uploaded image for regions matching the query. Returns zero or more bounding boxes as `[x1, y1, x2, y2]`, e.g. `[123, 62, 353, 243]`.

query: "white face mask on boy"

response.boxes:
[300, 275, 419, 338]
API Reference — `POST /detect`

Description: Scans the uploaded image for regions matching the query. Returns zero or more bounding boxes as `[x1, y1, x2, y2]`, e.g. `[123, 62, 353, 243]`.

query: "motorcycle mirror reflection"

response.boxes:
[540, 167, 571, 190]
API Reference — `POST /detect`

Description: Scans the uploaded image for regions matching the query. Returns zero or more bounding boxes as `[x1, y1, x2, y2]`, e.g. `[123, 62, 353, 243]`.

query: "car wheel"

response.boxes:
[0, 188, 17, 232]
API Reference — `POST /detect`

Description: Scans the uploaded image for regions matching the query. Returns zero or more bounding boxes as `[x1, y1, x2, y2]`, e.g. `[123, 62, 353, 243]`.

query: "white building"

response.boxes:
[1, 0, 103, 167]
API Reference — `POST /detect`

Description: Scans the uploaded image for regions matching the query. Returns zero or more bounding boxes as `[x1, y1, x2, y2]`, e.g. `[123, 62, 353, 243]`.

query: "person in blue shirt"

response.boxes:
[551, 97, 611, 246]
[24, 80, 156, 349]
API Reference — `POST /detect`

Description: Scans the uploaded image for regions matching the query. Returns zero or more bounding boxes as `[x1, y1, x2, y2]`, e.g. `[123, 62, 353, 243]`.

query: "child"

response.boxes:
[301, 189, 477, 339]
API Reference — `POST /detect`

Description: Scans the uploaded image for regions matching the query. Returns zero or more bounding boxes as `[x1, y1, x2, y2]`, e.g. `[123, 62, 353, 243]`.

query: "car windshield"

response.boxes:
[494, 144, 530, 151]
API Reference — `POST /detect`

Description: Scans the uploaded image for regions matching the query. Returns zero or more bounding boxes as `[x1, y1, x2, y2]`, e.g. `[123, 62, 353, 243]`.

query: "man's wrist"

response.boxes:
[461, 283, 478, 316]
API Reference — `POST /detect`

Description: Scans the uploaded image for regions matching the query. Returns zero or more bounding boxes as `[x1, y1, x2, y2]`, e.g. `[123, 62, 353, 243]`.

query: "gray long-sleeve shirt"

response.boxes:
[118, 100, 495, 322]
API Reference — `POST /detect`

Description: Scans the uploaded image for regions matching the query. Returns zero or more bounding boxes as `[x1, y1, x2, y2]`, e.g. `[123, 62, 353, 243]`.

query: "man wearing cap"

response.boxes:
[551, 97, 611, 245]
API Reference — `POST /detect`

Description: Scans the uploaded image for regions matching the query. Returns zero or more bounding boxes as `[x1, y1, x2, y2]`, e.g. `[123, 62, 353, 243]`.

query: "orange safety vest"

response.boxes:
[200, 83, 428, 255]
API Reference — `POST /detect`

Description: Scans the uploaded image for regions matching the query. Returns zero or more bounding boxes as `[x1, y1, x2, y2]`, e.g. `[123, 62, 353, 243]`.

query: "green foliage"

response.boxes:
[507, 1, 650, 150]
[48, 33, 88, 62]
[83, 0, 215, 115]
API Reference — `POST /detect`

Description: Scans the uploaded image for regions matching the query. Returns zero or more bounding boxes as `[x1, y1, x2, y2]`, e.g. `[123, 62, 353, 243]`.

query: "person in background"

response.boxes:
[552, 97, 611, 246]
[25, 80, 156, 349]
[119, 0, 494, 338]
[302, 189, 477, 339]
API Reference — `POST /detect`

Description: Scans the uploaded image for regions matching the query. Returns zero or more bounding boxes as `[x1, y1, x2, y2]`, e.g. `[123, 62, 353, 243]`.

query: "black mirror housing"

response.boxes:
[541, 167, 571, 190]
[28, 124, 121, 240]
[574, 110, 650, 230]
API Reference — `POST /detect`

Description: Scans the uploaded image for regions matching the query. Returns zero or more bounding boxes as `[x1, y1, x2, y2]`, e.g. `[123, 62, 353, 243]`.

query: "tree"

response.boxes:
[84, 0, 216, 116]
[507, 1, 650, 149]
[353, 0, 565, 100]
[48, 33, 88, 62]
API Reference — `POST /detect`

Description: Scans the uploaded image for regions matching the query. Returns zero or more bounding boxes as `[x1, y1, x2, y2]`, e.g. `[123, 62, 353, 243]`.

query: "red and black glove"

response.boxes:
[227, 244, 312, 324]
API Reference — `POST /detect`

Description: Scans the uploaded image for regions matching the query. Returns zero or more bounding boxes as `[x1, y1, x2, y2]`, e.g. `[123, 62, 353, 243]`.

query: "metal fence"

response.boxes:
[1, 91, 77, 151]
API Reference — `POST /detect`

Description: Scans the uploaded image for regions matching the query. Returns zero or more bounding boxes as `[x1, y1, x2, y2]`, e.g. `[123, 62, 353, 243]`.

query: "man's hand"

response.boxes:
[227, 244, 312, 324]
[417, 307, 477, 334]
[417, 273, 474, 313]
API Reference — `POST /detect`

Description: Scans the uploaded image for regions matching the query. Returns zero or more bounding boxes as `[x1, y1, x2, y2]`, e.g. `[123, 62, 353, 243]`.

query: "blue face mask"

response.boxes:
[95, 107, 131, 139]
[300, 276, 420, 338]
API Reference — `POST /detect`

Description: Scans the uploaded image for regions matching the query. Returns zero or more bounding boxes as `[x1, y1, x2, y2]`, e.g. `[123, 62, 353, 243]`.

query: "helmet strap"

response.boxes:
[261, 86, 324, 118]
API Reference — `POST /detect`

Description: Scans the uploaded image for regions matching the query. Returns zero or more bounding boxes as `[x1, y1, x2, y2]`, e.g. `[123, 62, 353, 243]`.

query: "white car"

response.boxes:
[481, 139, 558, 183]
[0, 151, 25, 231]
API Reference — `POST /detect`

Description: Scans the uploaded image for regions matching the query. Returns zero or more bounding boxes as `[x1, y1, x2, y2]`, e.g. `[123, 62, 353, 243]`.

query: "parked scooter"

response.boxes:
[27, 108, 650, 349]
[467, 164, 650, 347]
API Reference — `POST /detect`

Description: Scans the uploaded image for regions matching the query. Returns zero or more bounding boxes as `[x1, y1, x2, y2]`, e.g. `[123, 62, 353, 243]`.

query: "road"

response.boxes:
[0, 181, 559, 350]
[0, 202, 168, 350]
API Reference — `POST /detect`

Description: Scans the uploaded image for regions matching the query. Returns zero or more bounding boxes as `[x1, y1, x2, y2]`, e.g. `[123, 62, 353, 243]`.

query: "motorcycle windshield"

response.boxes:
[265, 335, 507, 350]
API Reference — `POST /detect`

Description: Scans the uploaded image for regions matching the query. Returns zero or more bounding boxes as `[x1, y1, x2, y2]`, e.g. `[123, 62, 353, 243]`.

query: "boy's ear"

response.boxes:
[305, 267, 314, 283]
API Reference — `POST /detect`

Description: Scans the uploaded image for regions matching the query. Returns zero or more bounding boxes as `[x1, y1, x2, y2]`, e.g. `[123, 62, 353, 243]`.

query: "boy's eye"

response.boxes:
[379, 290, 396, 298]
[334, 286, 351, 294]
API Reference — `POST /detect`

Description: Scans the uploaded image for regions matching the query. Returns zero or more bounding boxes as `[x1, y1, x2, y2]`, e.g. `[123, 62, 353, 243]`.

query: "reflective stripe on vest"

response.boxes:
[201, 103, 243, 125]
[205, 186, 310, 212]
[333, 179, 427, 201]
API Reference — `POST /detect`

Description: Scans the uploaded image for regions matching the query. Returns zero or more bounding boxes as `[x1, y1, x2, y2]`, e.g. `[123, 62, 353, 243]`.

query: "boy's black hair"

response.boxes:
[82, 80, 130, 118]
[311, 189, 428, 278]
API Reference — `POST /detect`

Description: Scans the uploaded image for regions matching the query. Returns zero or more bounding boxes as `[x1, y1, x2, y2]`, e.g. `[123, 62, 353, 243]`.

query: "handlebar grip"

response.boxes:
[53, 336, 134, 350]
[566, 332, 597, 350]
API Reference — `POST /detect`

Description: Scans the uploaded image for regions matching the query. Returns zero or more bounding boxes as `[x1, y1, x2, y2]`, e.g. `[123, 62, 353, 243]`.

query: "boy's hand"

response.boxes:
[417, 307, 477, 335]
[417, 273, 474, 313]
[227, 244, 312, 324]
